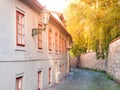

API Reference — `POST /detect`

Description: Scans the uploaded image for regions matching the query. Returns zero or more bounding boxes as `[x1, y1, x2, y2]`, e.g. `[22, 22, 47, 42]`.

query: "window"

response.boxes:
[63, 38, 66, 53]
[65, 62, 67, 74]
[60, 65, 62, 75]
[48, 68, 52, 84]
[38, 71, 42, 90]
[65, 39, 67, 53]
[62, 38, 64, 53]
[60, 64, 64, 76]
[16, 76, 23, 90]
[62, 64, 64, 74]
[16, 10, 25, 46]
[59, 35, 61, 52]
[48, 29, 52, 51]
[55, 32, 58, 52]
[38, 23, 42, 49]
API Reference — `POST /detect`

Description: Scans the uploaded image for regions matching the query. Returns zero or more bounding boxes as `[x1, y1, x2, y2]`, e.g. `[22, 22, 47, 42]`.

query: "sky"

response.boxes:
[37, 0, 68, 12]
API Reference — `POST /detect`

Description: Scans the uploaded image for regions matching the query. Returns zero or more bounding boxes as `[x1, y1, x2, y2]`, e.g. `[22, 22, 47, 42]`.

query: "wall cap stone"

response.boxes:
[81, 51, 96, 55]
[109, 36, 120, 45]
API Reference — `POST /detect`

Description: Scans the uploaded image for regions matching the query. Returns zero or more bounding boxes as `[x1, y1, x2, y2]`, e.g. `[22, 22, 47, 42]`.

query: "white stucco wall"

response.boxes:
[0, 0, 70, 90]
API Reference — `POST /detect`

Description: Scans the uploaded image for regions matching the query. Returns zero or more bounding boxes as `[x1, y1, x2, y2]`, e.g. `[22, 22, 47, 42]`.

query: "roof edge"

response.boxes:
[20, 0, 44, 11]
[50, 14, 72, 42]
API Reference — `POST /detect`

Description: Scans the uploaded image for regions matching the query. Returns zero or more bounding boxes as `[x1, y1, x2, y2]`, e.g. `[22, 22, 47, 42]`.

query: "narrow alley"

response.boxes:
[46, 68, 120, 90]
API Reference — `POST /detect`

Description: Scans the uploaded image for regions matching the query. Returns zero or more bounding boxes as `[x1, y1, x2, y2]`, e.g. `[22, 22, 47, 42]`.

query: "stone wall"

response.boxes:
[70, 57, 78, 68]
[107, 37, 120, 83]
[70, 37, 120, 84]
[79, 52, 106, 71]
[70, 52, 106, 71]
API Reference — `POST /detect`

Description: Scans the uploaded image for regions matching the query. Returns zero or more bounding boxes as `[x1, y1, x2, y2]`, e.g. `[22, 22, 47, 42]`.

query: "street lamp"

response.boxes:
[32, 7, 50, 36]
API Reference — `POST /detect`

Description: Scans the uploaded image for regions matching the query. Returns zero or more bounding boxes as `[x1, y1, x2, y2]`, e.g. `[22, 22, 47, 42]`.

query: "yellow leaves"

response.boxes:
[63, 0, 120, 56]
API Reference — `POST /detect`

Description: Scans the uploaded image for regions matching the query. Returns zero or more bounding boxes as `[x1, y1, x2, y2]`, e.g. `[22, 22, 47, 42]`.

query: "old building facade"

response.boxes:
[0, 0, 72, 90]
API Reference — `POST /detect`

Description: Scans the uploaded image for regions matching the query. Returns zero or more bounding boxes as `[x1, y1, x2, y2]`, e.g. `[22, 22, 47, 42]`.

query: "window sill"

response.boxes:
[15, 46, 26, 52]
[55, 52, 59, 54]
[49, 51, 52, 54]
[38, 49, 44, 53]
[48, 82, 51, 84]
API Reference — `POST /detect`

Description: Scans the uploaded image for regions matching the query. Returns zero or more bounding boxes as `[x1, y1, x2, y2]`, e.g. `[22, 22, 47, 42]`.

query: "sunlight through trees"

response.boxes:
[64, 0, 120, 58]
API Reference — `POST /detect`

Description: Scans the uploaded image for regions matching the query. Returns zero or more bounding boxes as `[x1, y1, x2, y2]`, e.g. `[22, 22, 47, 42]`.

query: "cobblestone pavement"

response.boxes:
[45, 68, 120, 90]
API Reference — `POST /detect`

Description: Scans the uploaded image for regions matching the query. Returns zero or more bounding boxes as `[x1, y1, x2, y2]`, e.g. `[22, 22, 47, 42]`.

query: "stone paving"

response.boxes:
[45, 68, 120, 90]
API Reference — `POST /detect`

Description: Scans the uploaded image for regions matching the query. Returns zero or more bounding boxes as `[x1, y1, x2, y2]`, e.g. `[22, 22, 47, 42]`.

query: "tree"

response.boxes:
[63, 0, 120, 58]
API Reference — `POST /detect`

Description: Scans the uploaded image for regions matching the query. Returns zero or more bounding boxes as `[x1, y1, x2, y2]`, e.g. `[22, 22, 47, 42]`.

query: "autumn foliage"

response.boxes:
[64, 0, 120, 58]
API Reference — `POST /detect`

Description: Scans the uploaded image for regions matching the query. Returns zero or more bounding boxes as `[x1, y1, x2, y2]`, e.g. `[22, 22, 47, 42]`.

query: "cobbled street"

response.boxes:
[46, 68, 120, 90]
